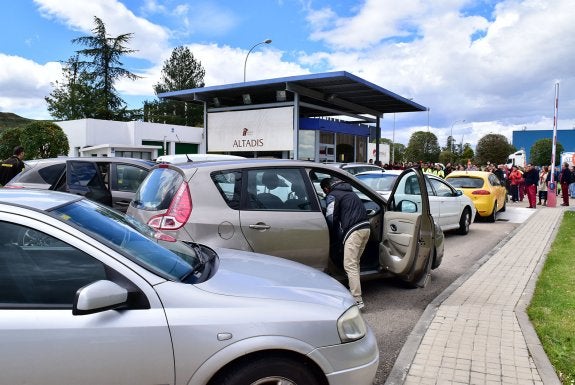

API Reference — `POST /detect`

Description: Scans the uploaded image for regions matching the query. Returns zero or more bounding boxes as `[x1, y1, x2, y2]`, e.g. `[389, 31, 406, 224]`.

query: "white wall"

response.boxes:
[56, 119, 204, 157]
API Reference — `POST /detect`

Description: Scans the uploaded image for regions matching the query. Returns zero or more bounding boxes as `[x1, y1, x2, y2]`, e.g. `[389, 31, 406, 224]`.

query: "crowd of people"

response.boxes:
[368, 158, 575, 207]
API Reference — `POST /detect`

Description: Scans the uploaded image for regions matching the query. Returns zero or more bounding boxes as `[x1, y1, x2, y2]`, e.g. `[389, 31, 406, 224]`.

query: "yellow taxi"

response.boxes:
[445, 171, 507, 222]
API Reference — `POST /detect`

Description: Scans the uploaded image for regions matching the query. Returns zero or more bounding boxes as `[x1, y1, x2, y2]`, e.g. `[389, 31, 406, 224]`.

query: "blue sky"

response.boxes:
[1, 0, 574, 149]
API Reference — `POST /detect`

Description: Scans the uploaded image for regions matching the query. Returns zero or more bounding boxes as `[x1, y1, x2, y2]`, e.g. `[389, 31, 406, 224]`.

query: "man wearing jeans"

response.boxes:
[321, 178, 371, 310]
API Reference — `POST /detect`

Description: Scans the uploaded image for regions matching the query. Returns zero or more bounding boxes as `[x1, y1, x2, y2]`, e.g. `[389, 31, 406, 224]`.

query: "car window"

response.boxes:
[115, 164, 148, 192]
[37, 163, 66, 185]
[51, 199, 202, 282]
[132, 168, 184, 211]
[0, 221, 107, 307]
[356, 174, 397, 191]
[447, 176, 484, 188]
[388, 170, 424, 214]
[425, 177, 436, 196]
[212, 170, 242, 210]
[246, 168, 313, 211]
[488, 174, 500, 186]
[429, 178, 454, 197]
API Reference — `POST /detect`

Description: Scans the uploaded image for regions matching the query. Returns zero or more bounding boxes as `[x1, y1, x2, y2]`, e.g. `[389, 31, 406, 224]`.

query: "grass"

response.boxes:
[528, 210, 575, 385]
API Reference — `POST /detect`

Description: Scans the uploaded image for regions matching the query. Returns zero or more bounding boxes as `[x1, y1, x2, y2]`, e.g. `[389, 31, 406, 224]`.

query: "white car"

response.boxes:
[0, 189, 379, 385]
[356, 170, 476, 235]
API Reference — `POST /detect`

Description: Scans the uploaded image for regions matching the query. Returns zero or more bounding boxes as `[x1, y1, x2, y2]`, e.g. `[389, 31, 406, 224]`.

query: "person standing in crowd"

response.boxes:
[508, 165, 522, 202]
[432, 164, 444, 178]
[0, 146, 25, 186]
[321, 178, 371, 310]
[538, 165, 549, 206]
[559, 162, 573, 206]
[523, 164, 538, 208]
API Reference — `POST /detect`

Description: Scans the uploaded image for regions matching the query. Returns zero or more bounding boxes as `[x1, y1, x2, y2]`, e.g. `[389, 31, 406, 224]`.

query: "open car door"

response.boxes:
[380, 168, 435, 286]
[65, 160, 113, 207]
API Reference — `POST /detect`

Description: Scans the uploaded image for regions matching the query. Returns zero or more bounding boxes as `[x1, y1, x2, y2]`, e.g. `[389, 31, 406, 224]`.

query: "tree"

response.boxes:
[144, 46, 206, 126]
[20, 121, 69, 159]
[0, 127, 24, 160]
[405, 131, 440, 162]
[460, 144, 475, 163]
[530, 138, 564, 166]
[474, 134, 514, 165]
[46, 16, 141, 121]
[45, 55, 96, 120]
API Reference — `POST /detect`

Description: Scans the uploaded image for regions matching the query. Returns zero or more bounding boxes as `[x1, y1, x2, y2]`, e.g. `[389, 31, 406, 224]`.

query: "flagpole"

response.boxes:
[547, 82, 559, 207]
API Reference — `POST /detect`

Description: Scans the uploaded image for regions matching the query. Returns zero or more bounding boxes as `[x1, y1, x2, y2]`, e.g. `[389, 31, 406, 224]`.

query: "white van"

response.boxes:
[155, 154, 245, 164]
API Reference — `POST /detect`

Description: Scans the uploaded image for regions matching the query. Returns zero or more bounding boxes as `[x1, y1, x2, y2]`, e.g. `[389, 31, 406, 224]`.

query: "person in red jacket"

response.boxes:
[508, 166, 523, 202]
[523, 164, 539, 208]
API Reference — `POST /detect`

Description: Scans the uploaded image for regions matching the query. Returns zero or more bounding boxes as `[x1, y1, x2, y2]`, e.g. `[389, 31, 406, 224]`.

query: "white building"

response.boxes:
[55, 119, 204, 159]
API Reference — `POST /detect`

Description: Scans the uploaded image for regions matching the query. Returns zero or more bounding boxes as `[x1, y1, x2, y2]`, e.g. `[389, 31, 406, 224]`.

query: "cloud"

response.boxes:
[33, 0, 170, 61]
[0, 54, 61, 119]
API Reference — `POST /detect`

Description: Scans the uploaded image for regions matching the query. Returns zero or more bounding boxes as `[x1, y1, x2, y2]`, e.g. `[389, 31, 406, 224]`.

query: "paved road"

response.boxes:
[362, 204, 536, 384]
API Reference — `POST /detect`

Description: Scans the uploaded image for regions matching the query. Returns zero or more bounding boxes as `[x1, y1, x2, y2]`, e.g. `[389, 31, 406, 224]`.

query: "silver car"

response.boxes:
[128, 159, 444, 287]
[0, 189, 378, 385]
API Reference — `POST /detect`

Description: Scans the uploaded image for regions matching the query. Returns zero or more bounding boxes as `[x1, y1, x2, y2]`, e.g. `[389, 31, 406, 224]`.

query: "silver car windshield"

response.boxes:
[50, 199, 202, 282]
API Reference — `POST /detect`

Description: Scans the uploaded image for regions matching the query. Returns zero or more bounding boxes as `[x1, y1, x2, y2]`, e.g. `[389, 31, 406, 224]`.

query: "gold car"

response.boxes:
[445, 171, 507, 222]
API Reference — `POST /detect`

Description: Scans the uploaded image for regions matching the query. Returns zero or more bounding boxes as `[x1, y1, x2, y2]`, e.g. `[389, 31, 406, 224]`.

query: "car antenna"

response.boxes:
[175, 134, 192, 162]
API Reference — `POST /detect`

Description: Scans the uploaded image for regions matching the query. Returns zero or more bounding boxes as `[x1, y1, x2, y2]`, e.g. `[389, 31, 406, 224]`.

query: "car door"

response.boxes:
[0, 216, 174, 385]
[488, 173, 507, 209]
[64, 160, 113, 207]
[380, 168, 434, 282]
[238, 167, 329, 270]
[428, 176, 462, 229]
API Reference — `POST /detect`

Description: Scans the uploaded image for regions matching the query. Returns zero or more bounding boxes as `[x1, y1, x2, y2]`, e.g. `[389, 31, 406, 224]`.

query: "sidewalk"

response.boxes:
[386, 205, 568, 385]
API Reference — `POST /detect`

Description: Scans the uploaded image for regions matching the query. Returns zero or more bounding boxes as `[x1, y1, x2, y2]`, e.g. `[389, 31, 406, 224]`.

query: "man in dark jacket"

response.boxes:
[0, 146, 25, 186]
[523, 164, 539, 208]
[321, 178, 370, 310]
[559, 162, 573, 206]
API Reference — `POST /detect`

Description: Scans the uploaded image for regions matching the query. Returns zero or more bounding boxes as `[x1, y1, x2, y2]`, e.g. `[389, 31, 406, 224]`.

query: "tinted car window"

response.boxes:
[0, 221, 107, 306]
[132, 168, 184, 211]
[115, 164, 149, 192]
[37, 164, 66, 185]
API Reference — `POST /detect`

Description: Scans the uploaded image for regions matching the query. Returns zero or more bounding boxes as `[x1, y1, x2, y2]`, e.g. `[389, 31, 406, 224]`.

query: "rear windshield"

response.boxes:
[132, 168, 184, 210]
[447, 177, 484, 189]
[356, 174, 397, 191]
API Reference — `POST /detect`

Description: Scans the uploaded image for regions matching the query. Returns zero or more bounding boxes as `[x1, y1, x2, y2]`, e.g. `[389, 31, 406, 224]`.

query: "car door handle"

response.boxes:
[390, 224, 397, 232]
[249, 223, 271, 230]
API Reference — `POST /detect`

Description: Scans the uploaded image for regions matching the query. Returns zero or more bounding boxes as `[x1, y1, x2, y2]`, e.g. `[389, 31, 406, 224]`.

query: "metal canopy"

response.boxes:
[159, 71, 427, 120]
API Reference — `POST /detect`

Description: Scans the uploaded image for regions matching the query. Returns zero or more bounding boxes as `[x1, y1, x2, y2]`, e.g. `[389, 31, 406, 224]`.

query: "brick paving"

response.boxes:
[389, 206, 566, 385]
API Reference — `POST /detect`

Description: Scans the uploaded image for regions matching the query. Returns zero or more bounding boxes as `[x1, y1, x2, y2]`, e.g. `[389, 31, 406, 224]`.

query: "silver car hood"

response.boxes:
[195, 247, 354, 308]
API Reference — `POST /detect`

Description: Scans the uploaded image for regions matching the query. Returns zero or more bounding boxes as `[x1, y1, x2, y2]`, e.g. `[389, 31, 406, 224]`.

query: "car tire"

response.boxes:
[457, 208, 471, 235]
[488, 202, 497, 223]
[500, 197, 506, 212]
[214, 355, 322, 385]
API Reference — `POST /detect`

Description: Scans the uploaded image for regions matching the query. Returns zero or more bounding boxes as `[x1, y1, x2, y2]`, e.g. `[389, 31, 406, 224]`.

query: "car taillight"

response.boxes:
[148, 183, 192, 230]
[472, 190, 491, 195]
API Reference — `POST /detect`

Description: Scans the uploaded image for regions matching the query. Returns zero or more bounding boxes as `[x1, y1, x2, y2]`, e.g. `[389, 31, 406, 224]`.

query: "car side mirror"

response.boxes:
[397, 200, 417, 213]
[73, 280, 128, 316]
[455, 190, 463, 196]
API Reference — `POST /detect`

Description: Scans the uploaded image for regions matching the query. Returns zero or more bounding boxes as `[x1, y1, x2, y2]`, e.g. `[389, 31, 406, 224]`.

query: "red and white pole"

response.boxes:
[547, 83, 559, 207]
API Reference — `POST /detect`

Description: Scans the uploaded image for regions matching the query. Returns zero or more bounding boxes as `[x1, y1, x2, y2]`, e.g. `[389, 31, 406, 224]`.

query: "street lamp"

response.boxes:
[243, 39, 272, 82]
[450, 119, 465, 153]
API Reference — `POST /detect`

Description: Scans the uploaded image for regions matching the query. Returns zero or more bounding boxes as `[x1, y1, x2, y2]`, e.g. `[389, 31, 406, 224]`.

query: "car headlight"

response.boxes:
[337, 306, 367, 343]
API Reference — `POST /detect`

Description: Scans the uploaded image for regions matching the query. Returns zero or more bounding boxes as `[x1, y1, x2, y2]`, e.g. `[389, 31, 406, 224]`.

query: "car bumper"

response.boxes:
[309, 326, 379, 385]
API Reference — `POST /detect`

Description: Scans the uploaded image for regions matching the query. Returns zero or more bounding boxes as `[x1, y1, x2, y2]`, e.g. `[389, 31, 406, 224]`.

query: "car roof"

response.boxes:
[446, 171, 492, 178]
[24, 157, 155, 168]
[0, 188, 82, 211]
[356, 169, 401, 176]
